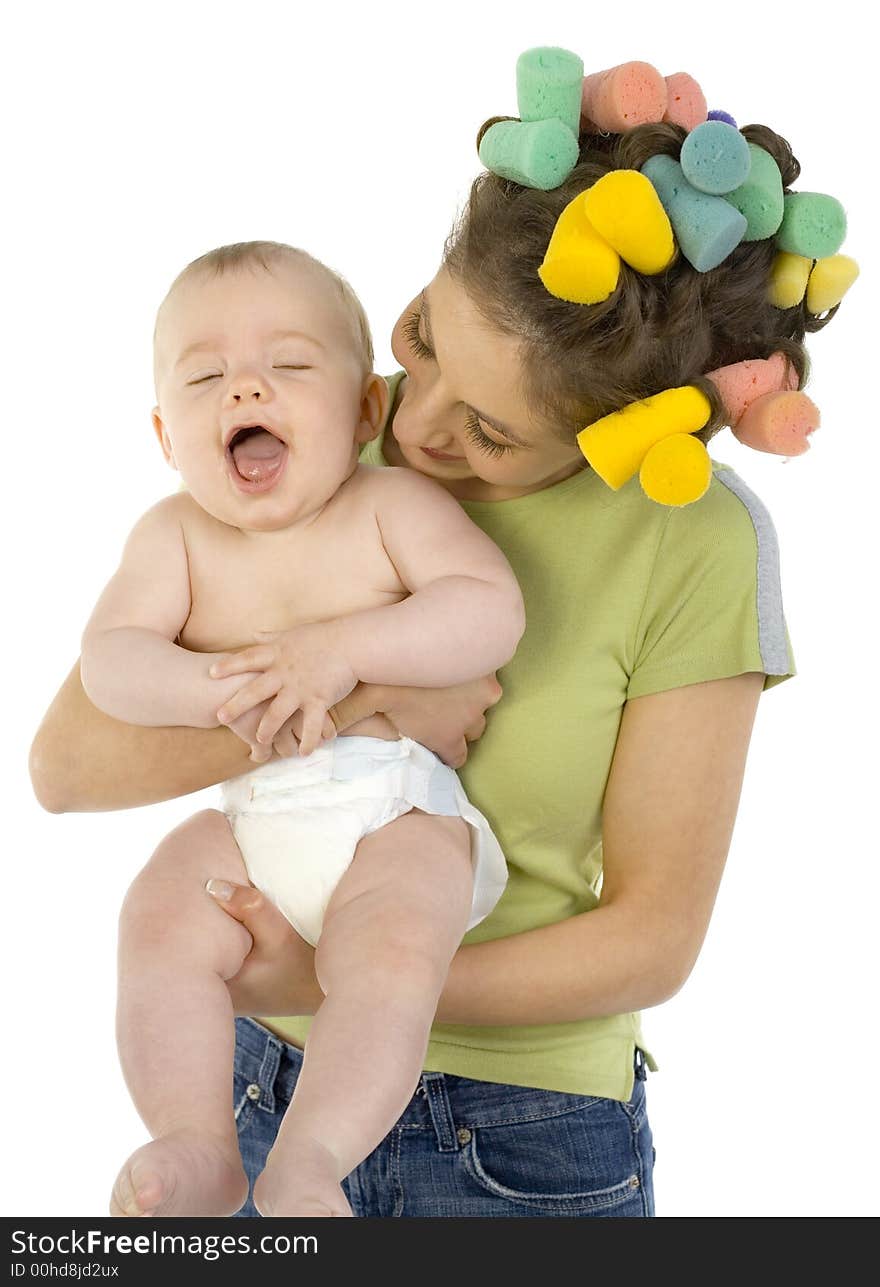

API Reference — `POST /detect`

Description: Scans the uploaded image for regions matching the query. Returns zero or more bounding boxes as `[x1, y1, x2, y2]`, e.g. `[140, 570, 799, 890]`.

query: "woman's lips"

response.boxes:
[421, 446, 465, 462]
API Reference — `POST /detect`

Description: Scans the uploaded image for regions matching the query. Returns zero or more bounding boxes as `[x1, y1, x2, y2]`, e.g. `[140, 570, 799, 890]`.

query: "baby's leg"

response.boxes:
[112, 810, 254, 1217]
[253, 809, 473, 1217]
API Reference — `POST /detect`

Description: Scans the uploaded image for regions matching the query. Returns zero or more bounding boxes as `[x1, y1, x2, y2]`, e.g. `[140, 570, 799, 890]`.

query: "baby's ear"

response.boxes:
[356, 375, 390, 445]
[151, 407, 177, 469]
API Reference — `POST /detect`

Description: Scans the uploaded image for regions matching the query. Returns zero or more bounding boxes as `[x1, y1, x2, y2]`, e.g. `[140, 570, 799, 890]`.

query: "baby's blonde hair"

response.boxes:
[153, 240, 374, 385]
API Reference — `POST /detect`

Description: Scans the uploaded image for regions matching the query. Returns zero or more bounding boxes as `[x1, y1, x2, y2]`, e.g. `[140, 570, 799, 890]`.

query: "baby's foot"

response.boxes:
[253, 1135, 353, 1217]
[110, 1131, 249, 1217]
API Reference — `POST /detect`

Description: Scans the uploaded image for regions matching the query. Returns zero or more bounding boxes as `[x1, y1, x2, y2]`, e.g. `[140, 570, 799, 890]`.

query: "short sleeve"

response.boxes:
[626, 466, 796, 699]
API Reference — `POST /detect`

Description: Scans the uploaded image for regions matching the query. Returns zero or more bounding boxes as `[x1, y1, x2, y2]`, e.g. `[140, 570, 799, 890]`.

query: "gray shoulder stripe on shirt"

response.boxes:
[714, 469, 791, 674]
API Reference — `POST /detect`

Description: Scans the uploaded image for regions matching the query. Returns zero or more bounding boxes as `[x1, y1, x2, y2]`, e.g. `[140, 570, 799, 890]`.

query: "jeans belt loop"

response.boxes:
[422, 1073, 459, 1153]
[255, 1032, 284, 1113]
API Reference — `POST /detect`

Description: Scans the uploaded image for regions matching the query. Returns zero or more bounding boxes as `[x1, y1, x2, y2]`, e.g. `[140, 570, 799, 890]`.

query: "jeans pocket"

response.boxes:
[460, 1099, 648, 1215]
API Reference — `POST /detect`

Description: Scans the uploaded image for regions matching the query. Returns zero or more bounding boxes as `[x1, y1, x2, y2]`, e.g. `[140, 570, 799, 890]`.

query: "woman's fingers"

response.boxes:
[217, 673, 281, 725]
[298, 702, 330, 758]
[205, 880, 289, 951]
[484, 675, 503, 707]
[205, 879, 257, 943]
[210, 645, 277, 679]
[464, 714, 487, 742]
[273, 722, 300, 759]
[208, 878, 320, 1018]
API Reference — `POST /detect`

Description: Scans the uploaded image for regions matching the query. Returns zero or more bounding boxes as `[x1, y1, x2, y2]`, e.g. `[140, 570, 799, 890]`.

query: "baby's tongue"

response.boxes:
[231, 429, 286, 483]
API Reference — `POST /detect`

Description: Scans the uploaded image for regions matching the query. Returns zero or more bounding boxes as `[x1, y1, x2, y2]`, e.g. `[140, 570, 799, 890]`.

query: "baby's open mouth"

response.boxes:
[226, 425, 289, 492]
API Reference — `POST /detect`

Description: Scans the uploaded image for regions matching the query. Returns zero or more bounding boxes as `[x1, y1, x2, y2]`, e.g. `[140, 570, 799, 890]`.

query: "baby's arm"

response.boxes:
[80, 498, 255, 730]
[212, 469, 524, 752]
[343, 468, 526, 685]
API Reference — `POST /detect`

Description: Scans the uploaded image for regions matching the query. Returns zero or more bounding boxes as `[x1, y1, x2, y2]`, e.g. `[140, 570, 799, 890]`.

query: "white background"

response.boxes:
[3, 0, 876, 1219]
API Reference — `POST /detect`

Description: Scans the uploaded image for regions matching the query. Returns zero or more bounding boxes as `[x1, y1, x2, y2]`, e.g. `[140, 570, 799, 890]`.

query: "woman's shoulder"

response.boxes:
[625, 461, 796, 698]
[645, 461, 789, 650]
[597, 458, 785, 618]
[555, 458, 779, 563]
[659, 461, 782, 562]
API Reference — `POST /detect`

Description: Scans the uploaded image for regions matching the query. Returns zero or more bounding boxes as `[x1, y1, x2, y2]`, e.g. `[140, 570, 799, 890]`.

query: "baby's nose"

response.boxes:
[229, 377, 264, 401]
[226, 367, 272, 404]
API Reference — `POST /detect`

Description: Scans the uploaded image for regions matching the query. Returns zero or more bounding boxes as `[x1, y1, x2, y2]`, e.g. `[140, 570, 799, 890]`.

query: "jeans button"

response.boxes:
[456, 1128, 472, 1145]
[246, 1083, 261, 1101]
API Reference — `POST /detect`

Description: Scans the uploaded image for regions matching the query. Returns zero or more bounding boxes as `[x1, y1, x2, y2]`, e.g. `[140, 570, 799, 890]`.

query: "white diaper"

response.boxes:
[220, 735, 508, 947]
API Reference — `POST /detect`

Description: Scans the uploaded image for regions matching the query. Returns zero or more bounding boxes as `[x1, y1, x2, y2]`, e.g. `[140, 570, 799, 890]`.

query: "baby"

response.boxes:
[80, 241, 524, 1217]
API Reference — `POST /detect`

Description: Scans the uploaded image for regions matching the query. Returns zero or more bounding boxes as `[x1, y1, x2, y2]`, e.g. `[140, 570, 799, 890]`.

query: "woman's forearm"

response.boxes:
[435, 897, 681, 1025]
[30, 661, 254, 813]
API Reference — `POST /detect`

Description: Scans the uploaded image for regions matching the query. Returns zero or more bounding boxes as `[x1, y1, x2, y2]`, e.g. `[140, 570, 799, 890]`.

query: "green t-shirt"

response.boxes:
[268, 372, 796, 1101]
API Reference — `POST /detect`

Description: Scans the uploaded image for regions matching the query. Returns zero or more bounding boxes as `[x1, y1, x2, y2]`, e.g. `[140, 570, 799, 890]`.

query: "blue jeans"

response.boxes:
[232, 1017, 656, 1217]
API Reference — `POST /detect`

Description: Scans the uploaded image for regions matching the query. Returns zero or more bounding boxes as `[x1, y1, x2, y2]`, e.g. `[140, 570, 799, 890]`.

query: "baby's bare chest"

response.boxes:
[178, 512, 406, 653]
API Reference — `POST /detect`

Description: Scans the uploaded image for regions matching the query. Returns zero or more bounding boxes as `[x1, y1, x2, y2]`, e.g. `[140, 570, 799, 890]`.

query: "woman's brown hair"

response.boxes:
[444, 121, 838, 444]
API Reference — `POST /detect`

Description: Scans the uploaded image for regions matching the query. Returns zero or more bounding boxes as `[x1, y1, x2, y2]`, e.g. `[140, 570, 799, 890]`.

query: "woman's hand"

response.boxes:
[226, 699, 275, 764]
[331, 674, 503, 768]
[207, 880, 324, 1017]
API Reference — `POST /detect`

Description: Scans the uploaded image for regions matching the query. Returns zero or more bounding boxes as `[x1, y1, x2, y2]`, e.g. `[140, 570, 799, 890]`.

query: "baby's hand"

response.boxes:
[211, 623, 357, 757]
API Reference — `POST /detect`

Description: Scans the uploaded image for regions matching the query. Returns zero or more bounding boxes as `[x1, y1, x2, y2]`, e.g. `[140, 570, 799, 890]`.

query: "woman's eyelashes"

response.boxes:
[402, 309, 513, 457]
[464, 412, 513, 457]
[402, 310, 433, 361]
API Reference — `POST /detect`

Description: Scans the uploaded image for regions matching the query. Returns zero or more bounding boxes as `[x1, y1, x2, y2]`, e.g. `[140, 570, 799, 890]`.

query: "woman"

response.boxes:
[32, 115, 821, 1217]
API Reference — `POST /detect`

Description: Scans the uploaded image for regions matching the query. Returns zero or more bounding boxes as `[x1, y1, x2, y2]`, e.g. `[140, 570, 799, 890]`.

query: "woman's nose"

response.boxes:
[401, 372, 456, 445]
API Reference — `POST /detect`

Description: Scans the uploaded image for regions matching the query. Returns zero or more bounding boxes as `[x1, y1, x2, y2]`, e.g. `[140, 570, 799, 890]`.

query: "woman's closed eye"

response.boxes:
[464, 412, 513, 457]
[402, 308, 514, 457]
[402, 309, 433, 362]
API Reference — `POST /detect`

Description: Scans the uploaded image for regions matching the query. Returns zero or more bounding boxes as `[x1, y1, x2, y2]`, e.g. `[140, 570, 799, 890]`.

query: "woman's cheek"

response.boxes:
[466, 450, 525, 483]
